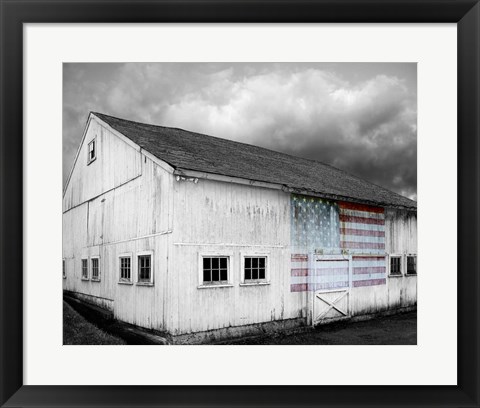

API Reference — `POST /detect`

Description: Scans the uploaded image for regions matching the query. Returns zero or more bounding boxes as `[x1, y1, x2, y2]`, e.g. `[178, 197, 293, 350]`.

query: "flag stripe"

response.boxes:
[315, 260, 349, 269]
[310, 282, 349, 290]
[341, 241, 385, 249]
[340, 209, 385, 220]
[352, 256, 386, 261]
[312, 268, 349, 276]
[353, 266, 386, 275]
[290, 283, 308, 292]
[291, 275, 350, 284]
[341, 228, 385, 237]
[340, 214, 385, 225]
[338, 201, 385, 213]
[291, 268, 309, 276]
[353, 259, 385, 268]
[353, 278, 386, 287]
[342, 222, 385, 231]
[342, 235, 385, 244]
[352, 272, 386, 281]
[290, 282, 350, 292]
[290, 271, 385, 286]
[291, 254, 308, 262]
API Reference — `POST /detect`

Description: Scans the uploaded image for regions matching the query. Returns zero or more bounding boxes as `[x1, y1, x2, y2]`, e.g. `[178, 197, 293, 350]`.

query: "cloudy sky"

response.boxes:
[63, 62, 417, 199]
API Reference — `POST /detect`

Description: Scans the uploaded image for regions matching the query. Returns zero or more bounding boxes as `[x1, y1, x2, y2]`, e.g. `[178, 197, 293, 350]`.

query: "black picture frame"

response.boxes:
[1, 1, 479, 407]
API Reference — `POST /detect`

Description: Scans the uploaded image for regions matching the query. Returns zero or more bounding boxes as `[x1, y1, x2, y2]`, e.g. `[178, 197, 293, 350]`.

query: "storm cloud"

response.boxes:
[63, 63, 417, 199]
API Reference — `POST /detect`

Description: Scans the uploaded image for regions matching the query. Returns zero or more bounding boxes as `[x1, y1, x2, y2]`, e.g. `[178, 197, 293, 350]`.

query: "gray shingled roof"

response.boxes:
[93, 112, 416, 210]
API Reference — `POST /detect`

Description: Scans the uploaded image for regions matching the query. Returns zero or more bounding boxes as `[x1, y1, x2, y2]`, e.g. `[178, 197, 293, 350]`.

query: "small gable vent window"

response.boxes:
[87, 139, 96, 164]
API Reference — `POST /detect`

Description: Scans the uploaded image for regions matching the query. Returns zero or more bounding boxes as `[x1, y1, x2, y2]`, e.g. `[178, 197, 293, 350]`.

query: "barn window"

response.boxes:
[389, 256, 402, 276]
[62, 259, 66, 279]
[407, 255, 417, 275]
[202, 257, 229, 284]
[87, 139, 96, 164]
[243, 256, 268, 284]
[81, 258, 88, 280]
[91, 257, 100, 281]
[137, 254, 153, 284]
[119, 256, 132, 283]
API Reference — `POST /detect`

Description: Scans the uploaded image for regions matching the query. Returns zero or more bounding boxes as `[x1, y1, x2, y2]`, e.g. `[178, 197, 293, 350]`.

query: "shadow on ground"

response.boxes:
[64, 297, 167, 345]
[64, 294, 416, 345]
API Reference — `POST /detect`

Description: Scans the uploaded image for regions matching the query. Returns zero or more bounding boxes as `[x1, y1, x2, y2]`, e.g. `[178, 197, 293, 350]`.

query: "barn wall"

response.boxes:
[351, 208, 417, 315]
[165, 181, 417, 336]
[385, 208, 417, 310]
[62, 123, 173, 331]
[63, 117, 142, 212]
[385, 208, 418, 253]
[167, 178, 306, 336]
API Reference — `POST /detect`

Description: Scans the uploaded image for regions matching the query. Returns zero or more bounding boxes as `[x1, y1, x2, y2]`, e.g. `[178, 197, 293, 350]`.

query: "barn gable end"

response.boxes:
[63, 115, 143, 212]
[63, 114, 175, 332]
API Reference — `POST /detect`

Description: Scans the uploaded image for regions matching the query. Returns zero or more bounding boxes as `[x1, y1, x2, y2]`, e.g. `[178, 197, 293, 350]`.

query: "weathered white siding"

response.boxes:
[385, 209, 418, 254]
[351, 208, 417, 315]
[63, 117, 142, 212]
[166, 178, 305, 335]
[62, 119, 173, 331]
[385, 208, 417, 309]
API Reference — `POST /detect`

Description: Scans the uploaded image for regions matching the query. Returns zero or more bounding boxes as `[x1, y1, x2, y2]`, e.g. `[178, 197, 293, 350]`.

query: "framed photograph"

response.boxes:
[1, 0, 479, 407]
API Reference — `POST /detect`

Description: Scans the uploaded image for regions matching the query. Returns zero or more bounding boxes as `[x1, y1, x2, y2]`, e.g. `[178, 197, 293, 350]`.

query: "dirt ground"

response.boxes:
[221, 312, 417, 345]
[65, 293, 416, 345]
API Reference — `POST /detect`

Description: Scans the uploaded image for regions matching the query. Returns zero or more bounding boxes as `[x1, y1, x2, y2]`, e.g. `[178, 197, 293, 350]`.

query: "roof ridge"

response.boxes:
[92, 111, 187, 133]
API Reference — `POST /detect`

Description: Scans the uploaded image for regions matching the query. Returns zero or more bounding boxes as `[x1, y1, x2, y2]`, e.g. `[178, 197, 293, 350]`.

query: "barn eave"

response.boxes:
[174, 167, 417, 212]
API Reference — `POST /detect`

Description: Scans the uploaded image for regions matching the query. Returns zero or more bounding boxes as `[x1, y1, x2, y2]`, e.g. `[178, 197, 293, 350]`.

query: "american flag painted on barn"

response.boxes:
[290, 253, 309, 292]
[290, 196, 387, 292]
[290, 254, 349, 292]
[290, 194, 340, 253]
[351, 255, 387, 287]
[339, 202, 386, 254]
[290, 254, 386, 291]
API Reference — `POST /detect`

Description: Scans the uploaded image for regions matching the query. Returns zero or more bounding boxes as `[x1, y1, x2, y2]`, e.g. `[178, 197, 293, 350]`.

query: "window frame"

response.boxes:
[118, 253, 133, 285]
[240, 252, 270, 286]
[406, 254, 417, 276]
[87, 138, 97, 165]
[136, 251, 154, 286]
[197, 252, 234, 289]
[388, 254, 403, 277]
[91, 256, 101, 282]
[62, 259, 66, 279]
[81, 258, 89, 280]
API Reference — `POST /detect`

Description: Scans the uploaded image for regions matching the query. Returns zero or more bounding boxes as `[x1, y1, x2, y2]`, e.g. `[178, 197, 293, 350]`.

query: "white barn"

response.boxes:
[63, 112, 417, 344]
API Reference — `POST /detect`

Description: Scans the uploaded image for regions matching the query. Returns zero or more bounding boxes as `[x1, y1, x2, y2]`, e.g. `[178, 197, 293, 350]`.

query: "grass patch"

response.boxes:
[63, 301, 126, 345]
